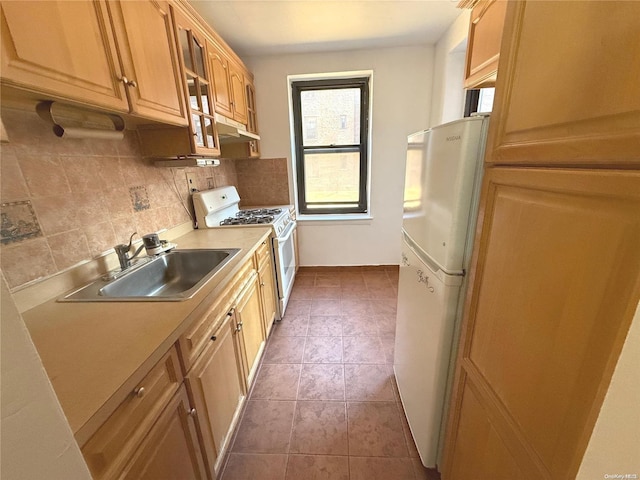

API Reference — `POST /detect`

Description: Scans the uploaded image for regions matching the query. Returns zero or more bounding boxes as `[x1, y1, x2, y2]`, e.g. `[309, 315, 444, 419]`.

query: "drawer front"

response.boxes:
[255, 238, 271, 267]
[82, 346, 182, 480]
[179, 258, 254, 371]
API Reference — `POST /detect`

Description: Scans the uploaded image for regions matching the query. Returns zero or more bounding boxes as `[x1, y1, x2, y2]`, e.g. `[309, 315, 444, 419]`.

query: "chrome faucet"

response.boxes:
[114, 232, 145, 270]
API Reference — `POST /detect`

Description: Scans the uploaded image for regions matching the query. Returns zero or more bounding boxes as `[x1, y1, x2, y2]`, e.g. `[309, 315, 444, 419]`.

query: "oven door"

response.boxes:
[273, 220, 297, 316]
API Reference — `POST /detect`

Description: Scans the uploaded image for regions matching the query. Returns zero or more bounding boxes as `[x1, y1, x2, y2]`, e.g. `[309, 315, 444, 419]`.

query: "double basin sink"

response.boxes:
[61, 249, 240, 302]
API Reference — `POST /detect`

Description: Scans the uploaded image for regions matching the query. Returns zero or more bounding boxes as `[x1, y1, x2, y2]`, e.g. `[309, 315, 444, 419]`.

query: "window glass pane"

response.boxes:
[179, 29, 193, 72]
[192, 36, 205, 78]
[304, 151, 360, 203]
[204, 116, 215, 149]
[478, 87, 495, 112]
[300, 88, 360, 146]
[187, 76, 199, 111]
[192, 114, 204, 147]
[200, 82, 211, 114]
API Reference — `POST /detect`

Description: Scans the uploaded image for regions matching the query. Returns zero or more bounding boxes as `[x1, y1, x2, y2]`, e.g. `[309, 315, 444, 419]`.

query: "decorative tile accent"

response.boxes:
[1, 200, 42, 244]
[129, 185, 150, 212]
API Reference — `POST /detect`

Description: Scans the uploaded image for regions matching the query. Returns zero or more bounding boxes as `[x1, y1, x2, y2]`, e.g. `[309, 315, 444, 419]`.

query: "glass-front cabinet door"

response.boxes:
[172, 7, 220, 156]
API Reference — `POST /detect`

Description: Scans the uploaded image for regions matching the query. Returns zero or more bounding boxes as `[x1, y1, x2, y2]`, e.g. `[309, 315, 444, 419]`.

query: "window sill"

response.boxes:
[297, 213, 373, 225]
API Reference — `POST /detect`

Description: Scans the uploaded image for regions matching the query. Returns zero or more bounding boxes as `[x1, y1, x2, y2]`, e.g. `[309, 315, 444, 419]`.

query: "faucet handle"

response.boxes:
[125, 231, 137, 250]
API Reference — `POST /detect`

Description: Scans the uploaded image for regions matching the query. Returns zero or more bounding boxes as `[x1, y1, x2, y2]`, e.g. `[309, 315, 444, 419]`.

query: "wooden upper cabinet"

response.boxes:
[0, 0, 186, 125]
[107, 0, 187, 125]
[487, 1, 640, 167]
[171, 5, 220, 156]
[0, 0, 128, 111]
[207, 42, 234, 118]
[228, 62, 248, 124]
[464, 0, 507, 89]
[206, 39, 249, 124]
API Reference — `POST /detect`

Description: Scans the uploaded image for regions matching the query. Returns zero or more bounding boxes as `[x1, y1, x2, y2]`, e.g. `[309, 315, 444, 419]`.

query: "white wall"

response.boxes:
[576, 300, 640, 478]
[0, 273, 92, 480]
[246, 45, 434, 266]
[430, 10, 471, 127]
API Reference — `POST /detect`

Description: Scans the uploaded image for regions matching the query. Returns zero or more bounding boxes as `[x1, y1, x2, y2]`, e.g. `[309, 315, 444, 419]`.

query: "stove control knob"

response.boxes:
[277, 225, 283, 234]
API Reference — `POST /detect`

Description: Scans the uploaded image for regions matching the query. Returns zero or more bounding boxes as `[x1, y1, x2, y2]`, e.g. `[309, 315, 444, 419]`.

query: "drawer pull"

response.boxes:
[134, 387, 146, 398]
[227, 308, 235, 317]
[210, 335, 217, 341]
[188, 408, 197, 418]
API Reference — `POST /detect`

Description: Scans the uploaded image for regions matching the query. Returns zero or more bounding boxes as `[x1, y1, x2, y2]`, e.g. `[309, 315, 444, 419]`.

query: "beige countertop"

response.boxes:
[22, 227, 271, 445]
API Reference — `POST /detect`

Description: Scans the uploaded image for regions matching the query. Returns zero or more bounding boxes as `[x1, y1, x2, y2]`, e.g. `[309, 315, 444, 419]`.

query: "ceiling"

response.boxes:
[188, 1, 463, 57]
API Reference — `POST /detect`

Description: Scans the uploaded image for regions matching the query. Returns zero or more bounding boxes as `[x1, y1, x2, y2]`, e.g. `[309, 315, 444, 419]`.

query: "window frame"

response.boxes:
[291, 77, 370, 215]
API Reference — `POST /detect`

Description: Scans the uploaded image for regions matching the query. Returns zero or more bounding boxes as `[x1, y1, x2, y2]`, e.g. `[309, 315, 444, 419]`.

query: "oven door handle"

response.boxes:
[275, 221, 296, 246]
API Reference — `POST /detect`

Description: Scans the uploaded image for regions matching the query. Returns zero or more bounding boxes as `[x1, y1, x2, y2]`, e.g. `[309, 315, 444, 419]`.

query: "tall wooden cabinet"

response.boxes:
[442, 2, 640, 479]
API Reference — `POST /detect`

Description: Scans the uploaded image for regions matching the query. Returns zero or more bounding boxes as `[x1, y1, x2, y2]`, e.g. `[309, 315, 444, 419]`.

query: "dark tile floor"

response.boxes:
[220, 266, 440, 480]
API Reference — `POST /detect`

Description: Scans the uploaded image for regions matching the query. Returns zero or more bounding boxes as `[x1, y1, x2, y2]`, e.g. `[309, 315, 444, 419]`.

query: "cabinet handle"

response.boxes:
[119, 76, 138, 88]
[134, 387, 146, 398]
[236, 321, 243, 332]
[188, 408, 197, 417]
[210, 335, 217, 341]
[227, 307, 235, 317]
[260, 282, 265, 287]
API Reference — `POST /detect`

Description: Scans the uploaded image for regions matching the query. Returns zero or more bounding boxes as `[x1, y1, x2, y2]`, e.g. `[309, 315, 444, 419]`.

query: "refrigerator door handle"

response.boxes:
[403, 230, 446, 276]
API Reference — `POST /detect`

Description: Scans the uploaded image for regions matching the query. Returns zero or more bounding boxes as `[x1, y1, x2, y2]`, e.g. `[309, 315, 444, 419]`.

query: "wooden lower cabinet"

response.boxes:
[82, 347, 183, 480]
[119, 385, 206, 480]
[185, 314, 245, 477]
[234, 271, 266, 387]
[258, 252, 277, 338]
[442, 168, 640, 479]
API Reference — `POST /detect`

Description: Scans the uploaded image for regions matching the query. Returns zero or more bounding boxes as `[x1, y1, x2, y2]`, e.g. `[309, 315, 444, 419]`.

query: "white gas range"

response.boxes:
[192, 186, 297, 318]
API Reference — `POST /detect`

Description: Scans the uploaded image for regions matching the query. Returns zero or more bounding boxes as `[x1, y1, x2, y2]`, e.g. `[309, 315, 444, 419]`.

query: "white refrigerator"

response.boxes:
[394, 115, 490, 468]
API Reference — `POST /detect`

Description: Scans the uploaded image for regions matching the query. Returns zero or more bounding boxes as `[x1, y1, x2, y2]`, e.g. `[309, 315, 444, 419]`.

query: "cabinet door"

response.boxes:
[186, 315, 245, 477]
[487, 1, 640, 167]
[120, 385, 206, 480]
[207, 43, 233, 118]
[442, 168, 640, 480]
[229, 63, 247, 124]
[258, 256, 277, 338]
[172, 6, 220, 156]
[82, 347, 182, 480]
[235, 272, 265, 386]
[0, 0, 128, 111]
[107, 0, 186, 125]
[464, 0, 507, 88]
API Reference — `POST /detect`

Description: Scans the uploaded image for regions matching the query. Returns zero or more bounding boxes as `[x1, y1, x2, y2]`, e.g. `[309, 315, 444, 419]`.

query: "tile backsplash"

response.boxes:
[0, 108, 241, 289]
[235, 157, 290, 207]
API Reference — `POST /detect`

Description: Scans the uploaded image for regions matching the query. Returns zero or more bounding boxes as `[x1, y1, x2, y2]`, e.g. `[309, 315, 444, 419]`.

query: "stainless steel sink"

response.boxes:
[60, 248, 240, 302]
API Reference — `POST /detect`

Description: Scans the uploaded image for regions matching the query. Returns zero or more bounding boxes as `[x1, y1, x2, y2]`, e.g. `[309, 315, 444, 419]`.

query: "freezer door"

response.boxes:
[394, 237, 462, 467]
[402, 117, 487, 274]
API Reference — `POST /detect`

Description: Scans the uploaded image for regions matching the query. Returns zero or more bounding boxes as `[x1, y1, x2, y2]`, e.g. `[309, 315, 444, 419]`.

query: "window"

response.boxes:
[291, 77, 370, 215]
[464, 87, 495, 117]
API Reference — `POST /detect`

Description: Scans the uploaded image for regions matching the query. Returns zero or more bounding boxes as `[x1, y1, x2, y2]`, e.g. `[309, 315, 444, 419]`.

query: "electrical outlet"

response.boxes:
[206, 177, 214, 189]
[185, 172, 197, 193]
